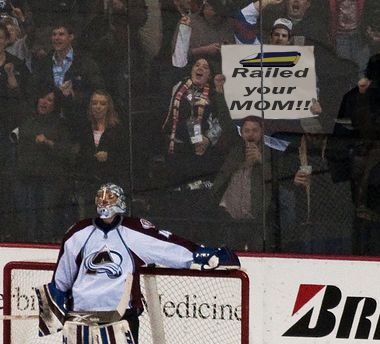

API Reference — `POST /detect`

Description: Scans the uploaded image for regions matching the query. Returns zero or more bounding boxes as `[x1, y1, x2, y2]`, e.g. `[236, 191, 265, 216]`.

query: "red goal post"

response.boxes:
[3, 261, 249, 344]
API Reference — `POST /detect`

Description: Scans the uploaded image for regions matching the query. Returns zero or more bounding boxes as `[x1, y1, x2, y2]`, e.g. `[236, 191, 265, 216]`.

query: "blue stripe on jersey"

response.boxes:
[100, 327, 109, 344]
[83, 325, 90, 344]
[125, 330, 134, 344]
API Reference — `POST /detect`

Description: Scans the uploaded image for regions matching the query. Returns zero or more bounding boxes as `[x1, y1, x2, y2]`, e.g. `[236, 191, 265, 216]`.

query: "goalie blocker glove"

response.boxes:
[191, 246, 241, 270]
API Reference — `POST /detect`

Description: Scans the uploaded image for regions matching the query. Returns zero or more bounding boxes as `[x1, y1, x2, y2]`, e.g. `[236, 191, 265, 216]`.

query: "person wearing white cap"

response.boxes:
[269, 17, 323, 129]
[270, 17, 293, 45]
[238, 10, 323, 130]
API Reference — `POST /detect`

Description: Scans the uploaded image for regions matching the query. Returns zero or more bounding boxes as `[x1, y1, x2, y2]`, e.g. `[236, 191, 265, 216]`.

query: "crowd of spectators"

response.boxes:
[0, 0, 379, 256]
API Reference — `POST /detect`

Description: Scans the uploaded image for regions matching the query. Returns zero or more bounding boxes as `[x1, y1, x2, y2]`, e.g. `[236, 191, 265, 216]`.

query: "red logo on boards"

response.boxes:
[284, 284, 380, 340]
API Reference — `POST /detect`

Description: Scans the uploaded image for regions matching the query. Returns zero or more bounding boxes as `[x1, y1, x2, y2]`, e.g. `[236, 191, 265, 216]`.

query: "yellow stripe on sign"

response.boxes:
[243, 56, 297, 63]
[293, 54, 301, 65]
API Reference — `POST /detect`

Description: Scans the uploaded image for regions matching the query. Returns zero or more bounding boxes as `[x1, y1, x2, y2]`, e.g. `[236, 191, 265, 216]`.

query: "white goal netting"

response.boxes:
[3, 262, 249, 344]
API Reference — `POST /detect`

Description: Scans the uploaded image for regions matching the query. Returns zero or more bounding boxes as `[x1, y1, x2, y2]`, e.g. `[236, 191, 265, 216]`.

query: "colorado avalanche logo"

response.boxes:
[84, 246, 123, 278]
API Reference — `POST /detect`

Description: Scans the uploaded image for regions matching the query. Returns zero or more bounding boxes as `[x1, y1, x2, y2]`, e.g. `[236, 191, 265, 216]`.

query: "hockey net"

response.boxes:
[3, 261, 249, 344]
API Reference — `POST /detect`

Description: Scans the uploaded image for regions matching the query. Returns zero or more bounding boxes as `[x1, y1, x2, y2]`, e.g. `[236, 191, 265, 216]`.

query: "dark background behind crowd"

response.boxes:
[0, 0, 379, 257]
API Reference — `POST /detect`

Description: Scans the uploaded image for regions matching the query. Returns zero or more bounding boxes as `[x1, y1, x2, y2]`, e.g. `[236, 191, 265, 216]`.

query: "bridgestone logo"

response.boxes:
[284, 284, 380, 340]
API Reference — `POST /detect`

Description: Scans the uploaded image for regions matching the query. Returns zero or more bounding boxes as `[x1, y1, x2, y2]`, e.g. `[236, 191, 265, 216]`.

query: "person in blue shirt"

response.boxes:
[31, 21, 103, 142]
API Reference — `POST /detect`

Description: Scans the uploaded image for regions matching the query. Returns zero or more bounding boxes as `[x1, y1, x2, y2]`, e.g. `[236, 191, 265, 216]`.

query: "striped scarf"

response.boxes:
[165, 79, 210, 153]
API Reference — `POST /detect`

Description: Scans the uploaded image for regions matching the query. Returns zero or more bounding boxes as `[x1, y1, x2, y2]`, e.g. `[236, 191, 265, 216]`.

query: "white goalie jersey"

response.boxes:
[53, 216, 199, 312]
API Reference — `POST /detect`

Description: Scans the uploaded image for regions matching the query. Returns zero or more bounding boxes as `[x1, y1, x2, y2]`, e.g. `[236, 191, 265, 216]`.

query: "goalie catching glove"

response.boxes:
[191, 246, 241, 270]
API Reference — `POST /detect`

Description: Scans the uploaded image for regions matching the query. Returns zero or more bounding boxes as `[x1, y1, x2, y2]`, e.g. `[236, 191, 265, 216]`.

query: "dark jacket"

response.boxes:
[211, 138, 273, 220]
[17, 112, 72, 180]
[0, 52, 30, 134]
[261, 1, 330, 47]
[337, 83, 380, 143]
[273, 132, 353, 254]
[75, 123, 129, 187]
[31, 50, 103, 136]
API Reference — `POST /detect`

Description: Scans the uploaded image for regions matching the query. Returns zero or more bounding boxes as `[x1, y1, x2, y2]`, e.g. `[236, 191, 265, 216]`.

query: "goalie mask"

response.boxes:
[95, 183, 127, 219]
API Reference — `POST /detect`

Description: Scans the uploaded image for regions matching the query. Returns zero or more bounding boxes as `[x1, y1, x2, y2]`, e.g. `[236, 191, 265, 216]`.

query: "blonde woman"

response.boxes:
[75, 90, 129, 216]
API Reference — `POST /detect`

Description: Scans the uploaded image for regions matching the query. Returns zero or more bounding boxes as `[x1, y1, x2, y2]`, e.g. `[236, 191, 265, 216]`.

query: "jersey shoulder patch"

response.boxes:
[140, 219, 155, 229]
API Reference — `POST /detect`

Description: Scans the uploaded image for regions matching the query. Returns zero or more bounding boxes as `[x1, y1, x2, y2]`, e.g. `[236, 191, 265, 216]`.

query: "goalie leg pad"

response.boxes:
[62, 320, 135, 344]
[35, 282, 68, 337]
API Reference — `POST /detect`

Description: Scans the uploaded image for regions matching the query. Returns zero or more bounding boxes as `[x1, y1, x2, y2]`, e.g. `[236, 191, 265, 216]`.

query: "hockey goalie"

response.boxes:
[35, 183, 241, 344]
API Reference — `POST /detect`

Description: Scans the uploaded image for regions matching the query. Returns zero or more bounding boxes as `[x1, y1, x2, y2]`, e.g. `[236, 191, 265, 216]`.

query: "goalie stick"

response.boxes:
[66, 272, 134, 325]
[0, 314, 39, 320]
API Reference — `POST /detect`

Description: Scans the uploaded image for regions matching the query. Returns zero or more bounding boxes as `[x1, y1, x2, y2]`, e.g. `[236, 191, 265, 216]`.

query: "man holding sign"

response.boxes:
[268, 17, 323, 133]
[222, 8, 353, 254]
[222, 23, 322, 125]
